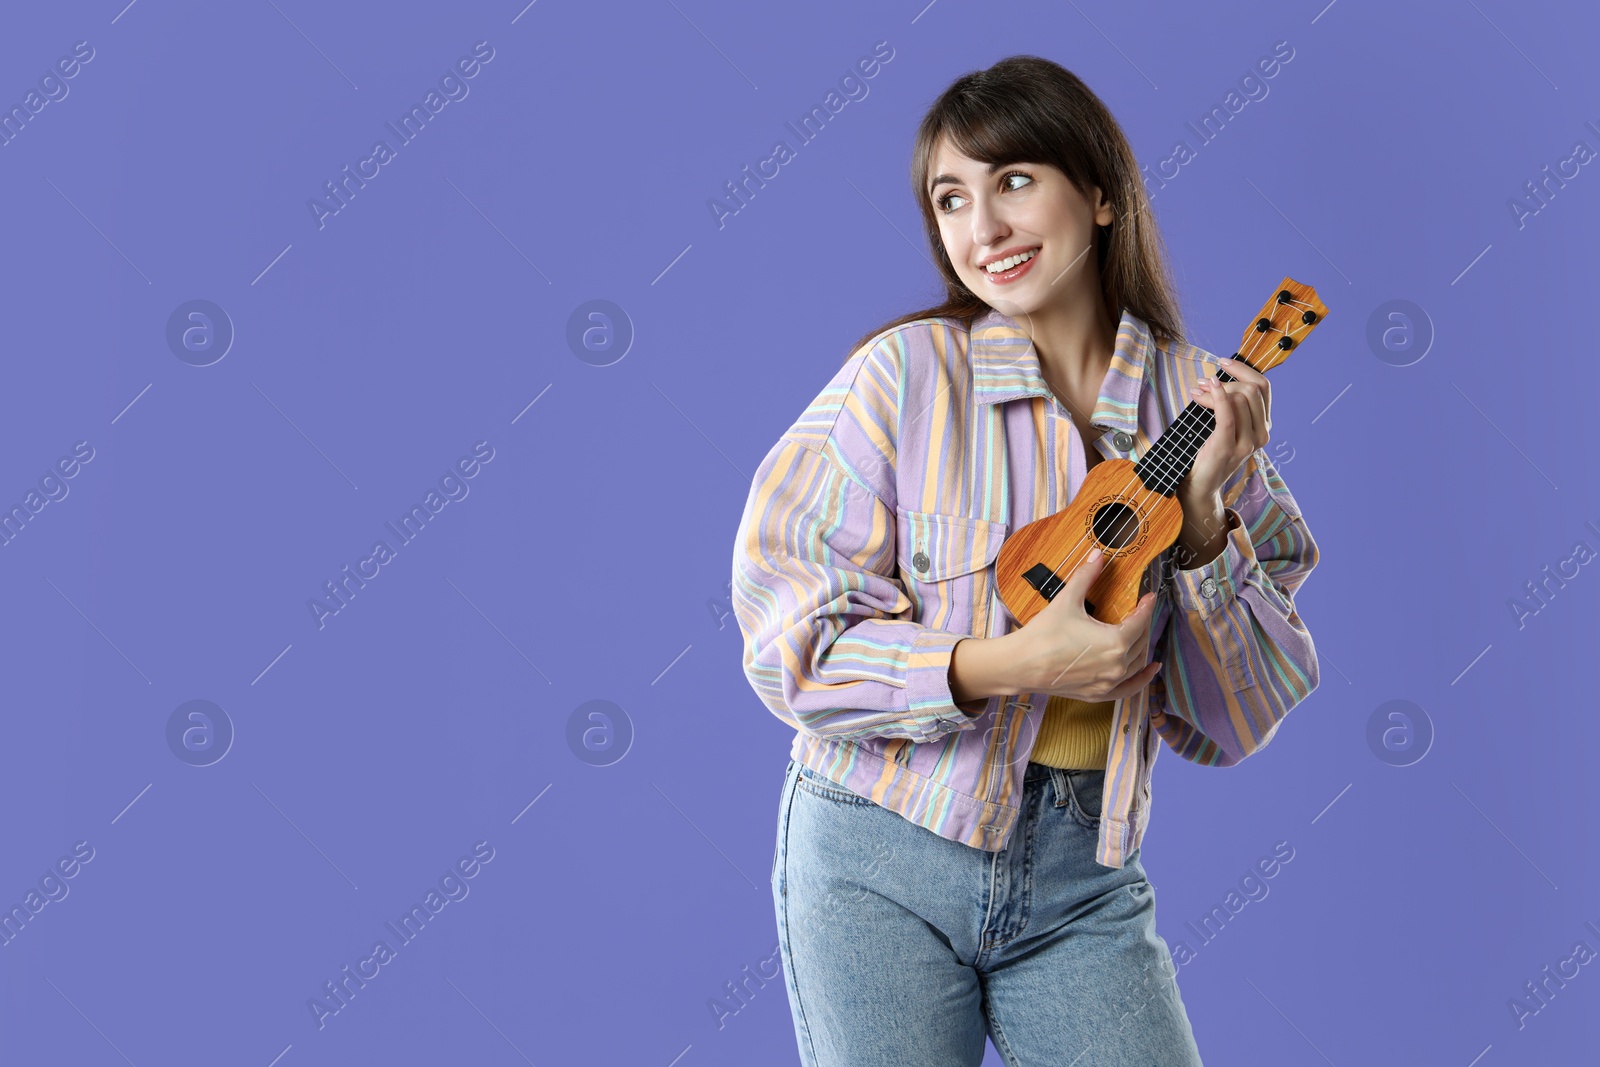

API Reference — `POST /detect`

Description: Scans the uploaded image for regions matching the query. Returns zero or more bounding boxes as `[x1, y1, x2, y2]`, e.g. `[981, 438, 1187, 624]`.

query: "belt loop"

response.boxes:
[1048, 766, 1069, 808]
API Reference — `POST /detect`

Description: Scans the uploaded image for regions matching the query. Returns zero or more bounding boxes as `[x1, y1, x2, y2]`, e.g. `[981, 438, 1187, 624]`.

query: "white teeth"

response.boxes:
[984, 248, 1038, 273]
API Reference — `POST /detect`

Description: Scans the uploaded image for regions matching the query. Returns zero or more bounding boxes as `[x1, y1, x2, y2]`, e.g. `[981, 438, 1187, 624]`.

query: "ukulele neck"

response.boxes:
[1132, 282, 1326, 497]
[1133, 379, 1234, 497]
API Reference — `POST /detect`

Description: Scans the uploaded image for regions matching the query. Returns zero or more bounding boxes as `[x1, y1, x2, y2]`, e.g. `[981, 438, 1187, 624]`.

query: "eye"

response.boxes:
[1001, 169, 1033, 192]
[935, 170, 1034, 214]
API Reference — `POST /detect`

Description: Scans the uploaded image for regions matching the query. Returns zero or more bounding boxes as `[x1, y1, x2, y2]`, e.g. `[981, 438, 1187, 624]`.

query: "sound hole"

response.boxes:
[1091, 501, 1140, 550]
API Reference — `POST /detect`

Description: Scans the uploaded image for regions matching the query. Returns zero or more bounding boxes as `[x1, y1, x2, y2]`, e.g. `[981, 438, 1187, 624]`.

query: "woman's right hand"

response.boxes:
[1011, 547, 1162, 702]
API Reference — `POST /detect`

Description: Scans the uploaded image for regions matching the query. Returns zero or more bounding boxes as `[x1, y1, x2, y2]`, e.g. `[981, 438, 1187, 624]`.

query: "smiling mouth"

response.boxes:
[981, 246, 1040, 282]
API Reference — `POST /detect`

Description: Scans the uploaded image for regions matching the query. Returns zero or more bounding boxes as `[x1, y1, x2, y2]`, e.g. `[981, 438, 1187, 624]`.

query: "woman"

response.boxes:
[730, 55, 1319, 1066]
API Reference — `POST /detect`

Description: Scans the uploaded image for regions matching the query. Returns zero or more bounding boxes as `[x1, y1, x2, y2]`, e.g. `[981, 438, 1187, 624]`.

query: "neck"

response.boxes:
[1020, 283, 1117, 401]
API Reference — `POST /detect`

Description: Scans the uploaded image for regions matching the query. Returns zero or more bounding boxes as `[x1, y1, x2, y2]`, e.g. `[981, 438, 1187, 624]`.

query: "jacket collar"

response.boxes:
[968, 305, 1153, 437]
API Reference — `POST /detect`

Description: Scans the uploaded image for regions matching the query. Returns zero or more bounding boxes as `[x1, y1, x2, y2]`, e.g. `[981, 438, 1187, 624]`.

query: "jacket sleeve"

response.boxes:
[1146, 446, 1320, 766]
[731, 433, 987, 745]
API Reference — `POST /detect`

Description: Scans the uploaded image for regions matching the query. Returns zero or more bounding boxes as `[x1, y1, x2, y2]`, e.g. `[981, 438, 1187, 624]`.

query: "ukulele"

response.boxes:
[994, 277, 1328, 627]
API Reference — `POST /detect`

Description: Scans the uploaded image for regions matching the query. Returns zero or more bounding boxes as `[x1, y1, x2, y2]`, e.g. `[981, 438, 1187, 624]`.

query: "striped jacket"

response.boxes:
[731, 306, 1320, 868]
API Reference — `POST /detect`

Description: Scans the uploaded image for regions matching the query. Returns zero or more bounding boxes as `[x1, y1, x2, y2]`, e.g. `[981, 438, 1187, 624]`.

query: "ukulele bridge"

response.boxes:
[1021, 562, 1097, 618]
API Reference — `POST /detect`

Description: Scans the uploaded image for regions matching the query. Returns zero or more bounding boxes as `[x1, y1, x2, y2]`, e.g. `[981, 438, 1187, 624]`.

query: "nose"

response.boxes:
[970, 197, 1008, 255]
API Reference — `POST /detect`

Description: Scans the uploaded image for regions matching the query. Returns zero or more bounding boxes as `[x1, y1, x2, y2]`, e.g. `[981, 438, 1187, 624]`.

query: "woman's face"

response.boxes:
[927, 137, 1114, 318]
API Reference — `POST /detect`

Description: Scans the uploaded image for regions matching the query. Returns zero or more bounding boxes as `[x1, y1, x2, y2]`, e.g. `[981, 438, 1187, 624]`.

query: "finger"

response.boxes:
[1034, 549, 1100, 624]
[1121, 640, 1148, 678]
[1224, 359, 1270, 429]
[1199, 377, 1234, 446]
[1055, 545, 1108, 615]
[1113, 590, 1157, 642]
[1222, 356, 1273, 411]
[1219, 355, 1265, 385]
[1189, 373, 1216, 410]
[1244, 380, 1270, 443]
[1104, 660, 1163, 702]
[1121, 611, 1156, 670]
[1227, 388, 1254, 451]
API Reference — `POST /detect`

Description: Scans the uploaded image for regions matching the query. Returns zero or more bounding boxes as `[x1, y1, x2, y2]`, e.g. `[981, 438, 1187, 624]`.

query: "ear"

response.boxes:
[1092, 187, 1115, 227]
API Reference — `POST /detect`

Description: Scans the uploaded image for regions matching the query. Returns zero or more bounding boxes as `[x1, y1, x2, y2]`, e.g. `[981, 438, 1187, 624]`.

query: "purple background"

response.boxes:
[2, 0, 1596, 1063]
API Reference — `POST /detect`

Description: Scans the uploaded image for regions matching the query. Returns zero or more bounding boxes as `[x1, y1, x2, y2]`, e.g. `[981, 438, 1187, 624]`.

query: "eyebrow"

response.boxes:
[928, 161, 1013, 197]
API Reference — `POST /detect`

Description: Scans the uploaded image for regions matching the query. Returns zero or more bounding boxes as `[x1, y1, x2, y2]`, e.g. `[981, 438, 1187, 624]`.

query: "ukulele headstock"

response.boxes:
[1226, 278, 1329, 376]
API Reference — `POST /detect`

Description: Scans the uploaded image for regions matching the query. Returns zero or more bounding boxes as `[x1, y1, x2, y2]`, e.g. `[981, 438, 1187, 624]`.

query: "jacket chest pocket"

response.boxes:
[896, 509, 1008, 638]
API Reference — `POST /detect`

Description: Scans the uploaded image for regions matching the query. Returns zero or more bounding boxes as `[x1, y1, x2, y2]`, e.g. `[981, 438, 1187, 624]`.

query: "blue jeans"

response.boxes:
[771, 758, 1204, 1066]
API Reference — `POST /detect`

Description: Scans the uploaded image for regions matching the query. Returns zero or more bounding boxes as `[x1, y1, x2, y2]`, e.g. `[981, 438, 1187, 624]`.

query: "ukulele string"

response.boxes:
[1039, 298, 1315, 594]
[1031, 295, 1318, 614]
[1122, 295, 1319, 504]
[1039, 335, 1270, 582]
[1046, 303, 1310, 579]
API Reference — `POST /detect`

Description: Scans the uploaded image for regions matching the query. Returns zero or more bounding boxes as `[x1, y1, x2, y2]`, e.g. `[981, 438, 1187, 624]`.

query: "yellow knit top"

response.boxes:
[1029, 695, 1115, 769]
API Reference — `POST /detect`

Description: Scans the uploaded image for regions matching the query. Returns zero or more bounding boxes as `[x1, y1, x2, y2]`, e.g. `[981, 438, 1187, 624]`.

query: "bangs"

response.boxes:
[919, 90, 1088, 196]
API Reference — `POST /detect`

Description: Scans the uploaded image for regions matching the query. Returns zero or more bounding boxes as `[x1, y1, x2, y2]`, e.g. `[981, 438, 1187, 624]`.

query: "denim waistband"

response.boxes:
[1024, 760, 1106, 784]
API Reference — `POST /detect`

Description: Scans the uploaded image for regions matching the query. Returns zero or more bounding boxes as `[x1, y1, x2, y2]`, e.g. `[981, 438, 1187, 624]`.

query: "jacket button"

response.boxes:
[1199, 576, 1218, 598]
[912, 551, 930, 573]
[1112, 431, 1134, 451]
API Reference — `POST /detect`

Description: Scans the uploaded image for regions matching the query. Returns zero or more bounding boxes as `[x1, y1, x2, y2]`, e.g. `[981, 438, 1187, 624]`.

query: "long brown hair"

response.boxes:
[846, 54, 1185, 360]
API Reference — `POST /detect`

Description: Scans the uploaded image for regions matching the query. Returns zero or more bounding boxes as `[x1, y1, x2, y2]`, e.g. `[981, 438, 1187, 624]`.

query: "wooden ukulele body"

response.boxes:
[994, 458, 1184, 627]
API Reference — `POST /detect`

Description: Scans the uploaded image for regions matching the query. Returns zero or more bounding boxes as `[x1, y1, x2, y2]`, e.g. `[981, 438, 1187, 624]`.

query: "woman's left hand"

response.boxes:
[1181, 356, 1271, 503]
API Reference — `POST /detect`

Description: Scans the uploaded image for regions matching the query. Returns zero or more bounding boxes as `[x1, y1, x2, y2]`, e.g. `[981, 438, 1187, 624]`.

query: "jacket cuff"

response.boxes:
[1170, 508, 1254, 620]
[906, 629, 984, 741]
